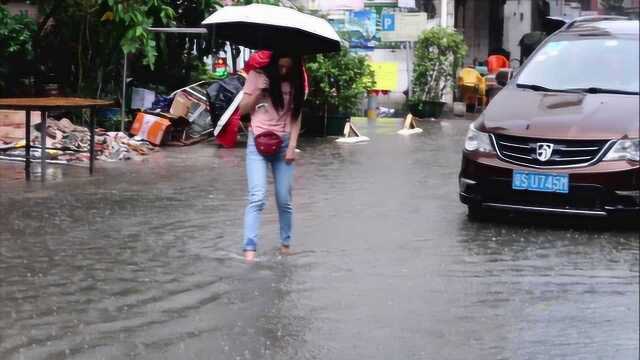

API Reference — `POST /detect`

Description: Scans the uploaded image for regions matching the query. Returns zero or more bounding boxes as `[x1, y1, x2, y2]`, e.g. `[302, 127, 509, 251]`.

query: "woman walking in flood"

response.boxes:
[239, 52, 305, 261]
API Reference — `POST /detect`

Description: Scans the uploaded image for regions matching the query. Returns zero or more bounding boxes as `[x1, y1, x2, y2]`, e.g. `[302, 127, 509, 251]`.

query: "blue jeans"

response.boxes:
[243, 133, 294, 251]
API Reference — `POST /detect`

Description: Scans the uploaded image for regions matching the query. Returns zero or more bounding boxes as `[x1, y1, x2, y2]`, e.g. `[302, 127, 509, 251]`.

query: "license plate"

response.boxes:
[512, 170, 569, 193]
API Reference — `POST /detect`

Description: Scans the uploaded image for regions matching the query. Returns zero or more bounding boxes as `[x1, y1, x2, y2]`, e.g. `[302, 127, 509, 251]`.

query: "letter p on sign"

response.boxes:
[382, 13, 395, 32]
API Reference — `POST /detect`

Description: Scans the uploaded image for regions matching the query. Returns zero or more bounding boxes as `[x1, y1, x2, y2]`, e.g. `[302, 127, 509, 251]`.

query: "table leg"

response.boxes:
[90, 109, 95, 175]
[25, 110, 31, 181]
[40, 110, 47, 181]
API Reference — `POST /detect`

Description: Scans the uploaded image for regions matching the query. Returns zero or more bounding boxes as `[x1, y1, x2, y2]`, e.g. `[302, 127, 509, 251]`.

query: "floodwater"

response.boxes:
[1, 118, 638, 360]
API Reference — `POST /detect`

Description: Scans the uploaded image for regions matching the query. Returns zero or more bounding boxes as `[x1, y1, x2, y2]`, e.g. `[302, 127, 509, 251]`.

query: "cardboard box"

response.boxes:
[130, 113, 172, 145]
[142, 110, 191, 141]
[143, 111, 189, 128]
[131, 87, 156, 110]
[169, 92, 194, 118]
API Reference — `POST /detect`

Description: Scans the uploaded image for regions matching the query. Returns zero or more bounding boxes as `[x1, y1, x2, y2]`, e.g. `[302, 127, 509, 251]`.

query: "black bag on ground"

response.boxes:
[207, 74, 246, 132]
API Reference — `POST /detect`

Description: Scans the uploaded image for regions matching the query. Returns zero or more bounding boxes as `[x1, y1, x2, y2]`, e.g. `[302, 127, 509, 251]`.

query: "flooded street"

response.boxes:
[1, 118, 638, 360]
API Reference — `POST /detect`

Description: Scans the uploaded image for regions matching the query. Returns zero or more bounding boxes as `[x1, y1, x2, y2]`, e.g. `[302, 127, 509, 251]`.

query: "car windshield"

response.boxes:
[517, 36, 639, 94]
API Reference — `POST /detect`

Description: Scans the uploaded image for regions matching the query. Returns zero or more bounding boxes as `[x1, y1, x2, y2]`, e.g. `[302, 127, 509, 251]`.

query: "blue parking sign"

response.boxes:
[382, 13, 395, 32]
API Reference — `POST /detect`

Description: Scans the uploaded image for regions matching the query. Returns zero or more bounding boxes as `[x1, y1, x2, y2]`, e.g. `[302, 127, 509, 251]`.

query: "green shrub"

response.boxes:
[411, 27, 467, 103]
[305, 47, 375, 115]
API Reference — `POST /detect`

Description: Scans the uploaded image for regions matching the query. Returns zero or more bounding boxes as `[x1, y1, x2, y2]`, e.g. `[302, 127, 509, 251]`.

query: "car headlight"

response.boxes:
[464, 125, 495, 153]
[603, 139, 639, 162]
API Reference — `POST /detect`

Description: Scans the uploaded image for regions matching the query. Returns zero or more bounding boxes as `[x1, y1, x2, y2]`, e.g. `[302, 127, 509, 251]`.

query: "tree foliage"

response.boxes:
[1, 0, 222, 98]
[305, 47, 375, 115]
[0, 7, 37, 95]
[411, 27, 467, 102]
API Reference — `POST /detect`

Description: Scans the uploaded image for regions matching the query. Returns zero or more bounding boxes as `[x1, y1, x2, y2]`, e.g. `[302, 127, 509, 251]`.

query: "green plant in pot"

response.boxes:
[305, 48, 375, 136]
[410, 27, 467, 119]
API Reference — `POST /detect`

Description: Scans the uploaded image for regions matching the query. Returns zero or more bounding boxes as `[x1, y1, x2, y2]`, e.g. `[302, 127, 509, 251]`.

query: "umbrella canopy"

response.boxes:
[202, 4, 341, 55]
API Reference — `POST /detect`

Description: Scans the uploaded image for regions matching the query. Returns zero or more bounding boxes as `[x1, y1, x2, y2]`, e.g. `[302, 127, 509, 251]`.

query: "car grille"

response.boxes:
[492, 134, 612, 168]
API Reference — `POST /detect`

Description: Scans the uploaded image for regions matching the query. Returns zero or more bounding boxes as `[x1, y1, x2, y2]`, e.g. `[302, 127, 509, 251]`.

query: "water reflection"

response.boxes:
[454, 216, 639, 360]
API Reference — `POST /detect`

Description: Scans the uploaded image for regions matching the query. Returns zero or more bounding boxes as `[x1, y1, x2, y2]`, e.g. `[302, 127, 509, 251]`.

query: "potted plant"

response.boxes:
[304, 48, 375, 136]
[410, 27, 467, 119]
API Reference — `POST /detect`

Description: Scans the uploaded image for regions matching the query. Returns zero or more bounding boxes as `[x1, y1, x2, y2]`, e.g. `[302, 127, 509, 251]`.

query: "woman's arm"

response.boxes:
[239, 71, 268, 116]
[238, 92, 259, 116]
[285, 115, 301, 164]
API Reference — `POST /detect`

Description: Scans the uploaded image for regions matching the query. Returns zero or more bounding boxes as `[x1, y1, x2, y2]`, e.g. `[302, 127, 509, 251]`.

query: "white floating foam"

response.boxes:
[335, 136, 370, 144]
[397, 128, 424, 136]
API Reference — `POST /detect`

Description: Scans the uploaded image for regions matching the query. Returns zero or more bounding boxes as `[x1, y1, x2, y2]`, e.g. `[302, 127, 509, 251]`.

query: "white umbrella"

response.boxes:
[202, 4, 342, 55]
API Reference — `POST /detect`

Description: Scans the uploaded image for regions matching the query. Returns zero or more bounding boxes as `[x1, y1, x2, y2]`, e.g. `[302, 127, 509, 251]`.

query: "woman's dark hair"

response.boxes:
[263, 53, 304, 119]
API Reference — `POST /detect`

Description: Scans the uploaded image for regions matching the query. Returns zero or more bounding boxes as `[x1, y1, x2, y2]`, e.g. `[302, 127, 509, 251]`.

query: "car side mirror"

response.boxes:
[496, 69, 512, 87]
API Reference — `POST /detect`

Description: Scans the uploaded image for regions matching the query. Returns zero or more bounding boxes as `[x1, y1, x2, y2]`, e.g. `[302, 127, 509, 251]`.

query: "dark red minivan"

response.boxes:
[459, 18, 639, 218]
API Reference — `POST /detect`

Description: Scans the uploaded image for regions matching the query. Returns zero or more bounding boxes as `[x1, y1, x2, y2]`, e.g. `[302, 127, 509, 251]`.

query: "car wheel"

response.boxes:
[466, 103, 477, 113]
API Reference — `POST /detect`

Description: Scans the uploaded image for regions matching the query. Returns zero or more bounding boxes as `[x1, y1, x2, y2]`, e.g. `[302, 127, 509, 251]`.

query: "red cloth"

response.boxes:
[244, 50, 272, 73]
[487, 55, 510, 75]
[216, 110, 242, 148]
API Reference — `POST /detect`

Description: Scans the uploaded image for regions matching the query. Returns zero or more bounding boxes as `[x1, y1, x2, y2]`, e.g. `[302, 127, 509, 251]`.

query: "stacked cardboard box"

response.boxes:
[131, 88, 211, 146]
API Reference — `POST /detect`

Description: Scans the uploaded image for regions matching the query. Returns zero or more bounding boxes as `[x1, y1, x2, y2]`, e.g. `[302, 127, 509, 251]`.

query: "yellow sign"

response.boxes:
[369, 62, 399, 91]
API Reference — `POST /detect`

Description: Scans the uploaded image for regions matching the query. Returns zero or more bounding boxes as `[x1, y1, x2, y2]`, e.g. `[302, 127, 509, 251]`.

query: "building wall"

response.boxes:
[460, 0, 491, 64]
[549, 0, 564, 16]
[563, 2, 583, 18]
[589, 0, 640, 11]
[361, 48, 413, 110]
[433, 0, 456, 27]
[504, 0, 534, 61]
[549, 0, 639, 18]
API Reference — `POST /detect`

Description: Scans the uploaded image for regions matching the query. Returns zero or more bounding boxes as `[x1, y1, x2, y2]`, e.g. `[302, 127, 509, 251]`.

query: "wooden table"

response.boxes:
[0, 97, 116, 180]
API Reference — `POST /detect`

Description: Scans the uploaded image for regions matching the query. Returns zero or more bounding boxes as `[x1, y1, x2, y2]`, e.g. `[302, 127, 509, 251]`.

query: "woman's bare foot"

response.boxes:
[244, 250, 257, 262]
[279, 245, 291, 256]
